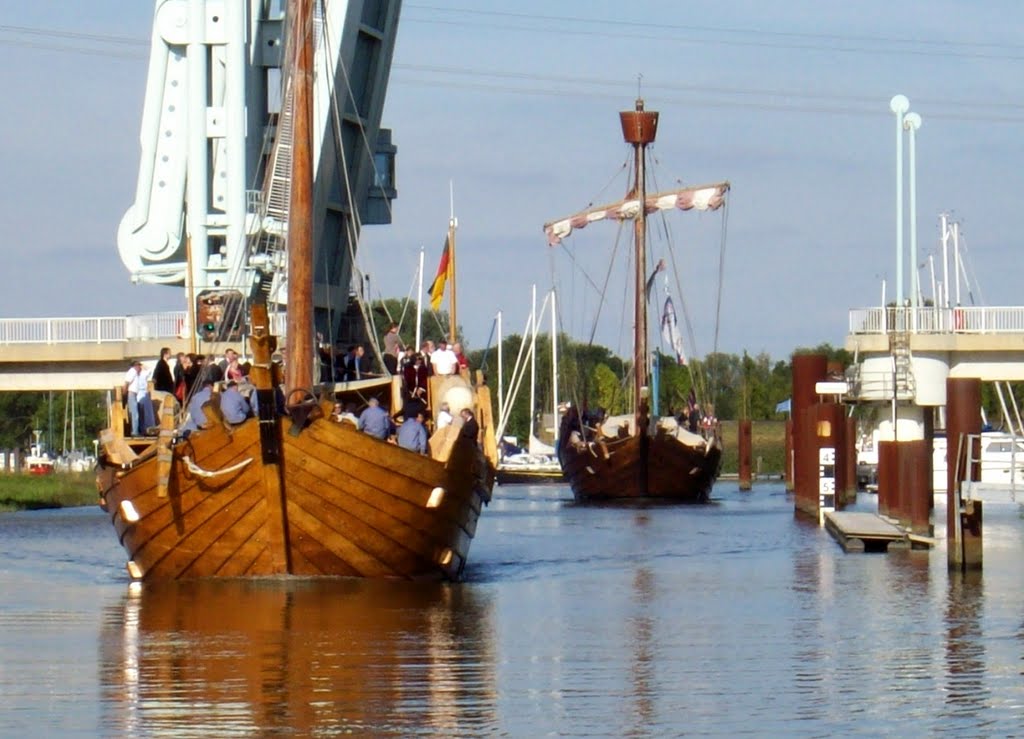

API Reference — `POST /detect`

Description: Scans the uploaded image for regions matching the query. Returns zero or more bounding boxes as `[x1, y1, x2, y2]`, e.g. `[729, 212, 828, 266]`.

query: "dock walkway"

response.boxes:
[823, 511, 911, 553]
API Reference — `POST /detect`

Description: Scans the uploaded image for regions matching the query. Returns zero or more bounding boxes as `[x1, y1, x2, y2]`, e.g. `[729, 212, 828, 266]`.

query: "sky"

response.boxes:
[2, 1, 1023, 362]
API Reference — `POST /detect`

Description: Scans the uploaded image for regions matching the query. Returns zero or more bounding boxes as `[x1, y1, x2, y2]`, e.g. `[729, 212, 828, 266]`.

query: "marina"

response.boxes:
[2, 2, 1024, 736]
[3, 482, 1024, 736]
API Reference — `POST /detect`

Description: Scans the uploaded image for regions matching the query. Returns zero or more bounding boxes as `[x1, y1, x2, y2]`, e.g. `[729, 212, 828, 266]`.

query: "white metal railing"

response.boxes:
[0, 311, 188, 345]
[0, 309, 288, 346]
[849, 306, 1024, 335]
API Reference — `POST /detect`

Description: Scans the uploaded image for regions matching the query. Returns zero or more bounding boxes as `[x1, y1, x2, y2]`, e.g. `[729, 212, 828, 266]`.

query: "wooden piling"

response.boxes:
[877, 440, 897, 517]
[795, 401, 842, 520]
[738, 419, 752, 491]
[791, 353, 828, 506]
[906, 439, 932, 536]
[784, 419, 794, 492]
[946, 377, 982, 570]
[957, 500, 983, 570]
[844, 416, 857, 504]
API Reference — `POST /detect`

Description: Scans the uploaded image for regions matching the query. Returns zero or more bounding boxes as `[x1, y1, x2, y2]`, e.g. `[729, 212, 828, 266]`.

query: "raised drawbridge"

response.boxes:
[116, 0, 399, 341]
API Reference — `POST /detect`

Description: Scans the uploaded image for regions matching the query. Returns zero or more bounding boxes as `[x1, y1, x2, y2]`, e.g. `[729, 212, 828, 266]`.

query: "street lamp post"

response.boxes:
[890, 95, 910, 313]
[904, 112, 922, 326]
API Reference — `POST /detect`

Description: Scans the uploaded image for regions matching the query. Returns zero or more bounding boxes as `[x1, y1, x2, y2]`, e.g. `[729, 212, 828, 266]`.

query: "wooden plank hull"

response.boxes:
[98, 414, 491, 581]
[560, 431, 721, 503]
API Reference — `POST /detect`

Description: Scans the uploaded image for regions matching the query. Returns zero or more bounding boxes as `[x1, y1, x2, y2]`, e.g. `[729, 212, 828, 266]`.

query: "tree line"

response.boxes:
[6, 294, 1019, 452]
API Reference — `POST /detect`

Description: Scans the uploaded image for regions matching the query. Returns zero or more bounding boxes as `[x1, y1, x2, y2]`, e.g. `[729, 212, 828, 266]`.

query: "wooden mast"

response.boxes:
[285, 0, 314, 391]
[620, 98, 658, 438]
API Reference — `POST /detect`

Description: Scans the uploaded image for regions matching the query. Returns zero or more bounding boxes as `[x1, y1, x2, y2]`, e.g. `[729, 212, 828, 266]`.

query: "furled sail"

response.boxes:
[544, 182, 730, 246]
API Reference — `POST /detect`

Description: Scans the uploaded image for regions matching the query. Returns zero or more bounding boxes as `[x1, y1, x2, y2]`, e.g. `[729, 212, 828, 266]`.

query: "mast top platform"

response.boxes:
[620, 98, 658, 146]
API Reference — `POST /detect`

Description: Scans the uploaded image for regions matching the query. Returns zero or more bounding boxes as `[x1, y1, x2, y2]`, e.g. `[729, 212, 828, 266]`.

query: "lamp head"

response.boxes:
[889, 94, 910, 114]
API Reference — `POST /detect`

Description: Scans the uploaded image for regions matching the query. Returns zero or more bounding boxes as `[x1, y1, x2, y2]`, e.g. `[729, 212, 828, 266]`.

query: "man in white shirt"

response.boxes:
[430, 339, 458, 376]
[435, 401, 453, 429]
[123, 360, 154, 436]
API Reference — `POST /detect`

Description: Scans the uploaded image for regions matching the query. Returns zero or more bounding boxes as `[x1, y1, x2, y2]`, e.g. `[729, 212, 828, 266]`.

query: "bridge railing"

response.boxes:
[0, 310, 289, 346]
[0, 311, 189, 344]
[849, 306, 1024, 335]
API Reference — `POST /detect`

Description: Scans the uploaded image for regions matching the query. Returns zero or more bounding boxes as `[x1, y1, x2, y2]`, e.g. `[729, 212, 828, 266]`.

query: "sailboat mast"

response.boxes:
[448, 182, 457, 344]
[620, 98, 658, 428]
[416, 247, 424, 352]
[285, 0, 314, 391]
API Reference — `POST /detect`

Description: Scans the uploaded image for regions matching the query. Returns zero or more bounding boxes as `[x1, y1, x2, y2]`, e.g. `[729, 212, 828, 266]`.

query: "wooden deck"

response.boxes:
[823, 511, 912, 553]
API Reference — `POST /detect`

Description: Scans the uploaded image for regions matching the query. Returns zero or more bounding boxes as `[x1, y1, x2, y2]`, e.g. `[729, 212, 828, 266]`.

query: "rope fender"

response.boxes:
[182, 455, 253, 478]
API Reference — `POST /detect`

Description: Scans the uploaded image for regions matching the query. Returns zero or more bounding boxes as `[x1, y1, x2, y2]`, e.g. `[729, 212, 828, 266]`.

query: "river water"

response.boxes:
[1, 482, 1022, 737]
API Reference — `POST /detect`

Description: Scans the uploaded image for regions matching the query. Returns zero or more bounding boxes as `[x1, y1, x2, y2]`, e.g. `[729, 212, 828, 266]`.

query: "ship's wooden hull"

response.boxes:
[560, 430, 721, 503]
[98, 411, 491, 581]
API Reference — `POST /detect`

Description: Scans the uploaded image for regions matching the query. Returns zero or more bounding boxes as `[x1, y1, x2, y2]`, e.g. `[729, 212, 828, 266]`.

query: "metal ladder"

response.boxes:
[888, 330, 915, 399]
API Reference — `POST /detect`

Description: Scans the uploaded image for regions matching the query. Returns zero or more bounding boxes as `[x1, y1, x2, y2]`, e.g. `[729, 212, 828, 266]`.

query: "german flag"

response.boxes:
[428, 235, 451, 311]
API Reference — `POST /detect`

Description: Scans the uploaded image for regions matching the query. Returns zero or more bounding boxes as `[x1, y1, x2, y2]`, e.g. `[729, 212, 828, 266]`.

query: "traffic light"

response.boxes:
[195, 289, 245, 342]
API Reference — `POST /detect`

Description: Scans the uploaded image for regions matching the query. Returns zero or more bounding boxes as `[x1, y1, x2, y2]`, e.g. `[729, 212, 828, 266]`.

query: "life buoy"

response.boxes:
[954, 307, 964, 331]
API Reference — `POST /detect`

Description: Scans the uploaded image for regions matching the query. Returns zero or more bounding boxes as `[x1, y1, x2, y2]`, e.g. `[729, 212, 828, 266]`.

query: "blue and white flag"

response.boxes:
[660, 296, 686, 365]
[775, 398, 791, 414]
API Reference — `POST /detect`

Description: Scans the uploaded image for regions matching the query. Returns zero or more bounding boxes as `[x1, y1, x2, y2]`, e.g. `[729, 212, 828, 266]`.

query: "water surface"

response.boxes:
[1, 483, 1022, 736]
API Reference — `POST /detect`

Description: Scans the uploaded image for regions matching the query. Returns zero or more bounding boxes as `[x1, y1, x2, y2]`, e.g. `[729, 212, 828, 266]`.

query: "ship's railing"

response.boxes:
[850, 306, 1024, 335]
[0, 310, 289, 346]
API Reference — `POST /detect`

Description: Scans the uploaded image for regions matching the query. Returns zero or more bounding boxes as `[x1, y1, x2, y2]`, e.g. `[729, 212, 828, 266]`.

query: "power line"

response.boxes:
[403, 6, 1024, 62]
[390, 72, 1024, 124]
[3, 17, 1022, 122]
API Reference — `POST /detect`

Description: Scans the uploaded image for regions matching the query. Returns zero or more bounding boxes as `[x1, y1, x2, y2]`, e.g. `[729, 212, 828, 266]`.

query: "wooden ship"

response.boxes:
[96, 0, 496, 581]
[544, 100, 728, 503]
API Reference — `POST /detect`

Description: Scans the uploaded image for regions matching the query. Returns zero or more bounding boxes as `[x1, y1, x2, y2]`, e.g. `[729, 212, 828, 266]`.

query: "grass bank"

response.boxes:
[0, 473, 98, 512]
[718, 419, 786, 476]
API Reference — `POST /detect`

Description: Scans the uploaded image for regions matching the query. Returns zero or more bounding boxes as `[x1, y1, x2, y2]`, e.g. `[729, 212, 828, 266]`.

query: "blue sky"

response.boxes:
[2, 2, 1023, 361]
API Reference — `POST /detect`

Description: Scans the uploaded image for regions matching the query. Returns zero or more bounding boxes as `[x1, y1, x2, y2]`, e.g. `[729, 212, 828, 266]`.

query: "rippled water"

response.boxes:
[1, 483, 1023, 737]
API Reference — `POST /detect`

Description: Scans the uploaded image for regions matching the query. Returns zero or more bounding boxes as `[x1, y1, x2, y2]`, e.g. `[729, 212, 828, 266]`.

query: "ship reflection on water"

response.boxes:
[99, 579, 497, 737]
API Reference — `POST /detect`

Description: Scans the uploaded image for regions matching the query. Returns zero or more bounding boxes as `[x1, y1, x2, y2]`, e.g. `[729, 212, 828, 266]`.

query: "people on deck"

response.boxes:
[398, 391, 428, 426]
[397, 409, 428, 454]
[219, 380, 252, 424]
[343, 345, 367, 382]
[430, 339, 458, 376]
[123, 360, 144, 436]
[403, 352, 429, 399]
[221, 348, 244, 382]
[153, 347, 175, 395]
[435, 401, 453, 429]
[452, 342, 469, 373]
[357, 397, 393, 440]
[183, 379, 214, 433]
[383, 323, 403, 375]
[459, 407, 480, 446]
[173, 352, 190, 403]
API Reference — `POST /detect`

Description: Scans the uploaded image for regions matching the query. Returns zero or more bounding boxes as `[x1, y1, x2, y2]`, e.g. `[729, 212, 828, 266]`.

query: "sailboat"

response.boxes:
[495, 287, 564, 485]
[95, 0, 496, 581]
[544, 98, 727, 503]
